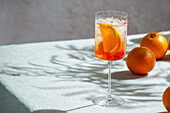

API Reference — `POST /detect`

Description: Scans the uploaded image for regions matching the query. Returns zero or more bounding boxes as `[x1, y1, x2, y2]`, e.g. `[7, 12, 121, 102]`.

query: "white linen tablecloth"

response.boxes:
[0, 31, 170, 113]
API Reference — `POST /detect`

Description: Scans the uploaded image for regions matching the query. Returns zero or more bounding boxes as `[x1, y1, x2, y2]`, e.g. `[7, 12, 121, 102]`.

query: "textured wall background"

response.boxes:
[0, 0, 170, 45]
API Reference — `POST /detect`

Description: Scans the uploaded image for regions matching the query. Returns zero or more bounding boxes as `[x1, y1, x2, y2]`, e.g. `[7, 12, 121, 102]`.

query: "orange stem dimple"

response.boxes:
[151, 34, 155, 38]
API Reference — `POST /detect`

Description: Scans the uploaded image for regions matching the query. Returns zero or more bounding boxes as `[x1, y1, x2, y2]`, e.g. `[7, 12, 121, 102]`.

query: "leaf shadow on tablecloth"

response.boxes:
[0, 37, 170, 112]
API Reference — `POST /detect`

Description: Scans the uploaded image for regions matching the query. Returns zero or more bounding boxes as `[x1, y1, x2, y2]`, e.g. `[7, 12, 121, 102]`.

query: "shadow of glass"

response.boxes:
[111, 71, 147, 80]
[33, 104, 94, 113]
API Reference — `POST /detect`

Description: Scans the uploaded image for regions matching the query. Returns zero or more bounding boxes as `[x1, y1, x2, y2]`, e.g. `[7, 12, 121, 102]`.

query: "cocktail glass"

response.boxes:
[93, 11, 128, 107]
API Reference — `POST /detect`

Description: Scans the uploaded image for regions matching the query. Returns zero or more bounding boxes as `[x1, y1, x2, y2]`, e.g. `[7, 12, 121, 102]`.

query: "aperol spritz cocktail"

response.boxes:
[93, 11, 128, 107]
[95, 14, 127, 61]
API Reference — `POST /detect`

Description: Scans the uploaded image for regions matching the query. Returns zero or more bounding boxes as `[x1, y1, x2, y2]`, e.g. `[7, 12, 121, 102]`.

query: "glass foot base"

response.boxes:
[92, 96, 125, 107]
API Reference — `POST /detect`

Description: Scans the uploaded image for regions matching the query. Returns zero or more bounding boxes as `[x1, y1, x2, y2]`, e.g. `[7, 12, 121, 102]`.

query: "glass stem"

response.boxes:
[107, 61, 112, 100]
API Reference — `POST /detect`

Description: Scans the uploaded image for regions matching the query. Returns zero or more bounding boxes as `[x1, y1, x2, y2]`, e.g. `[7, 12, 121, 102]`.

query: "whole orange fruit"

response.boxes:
[140, 32, 168, 59]
[163, 86, 170, 112]
[126, 47, 156, 74]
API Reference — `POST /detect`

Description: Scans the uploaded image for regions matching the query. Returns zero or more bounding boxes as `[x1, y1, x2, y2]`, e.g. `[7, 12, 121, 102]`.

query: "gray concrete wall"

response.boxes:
[0, 0, 170, 45]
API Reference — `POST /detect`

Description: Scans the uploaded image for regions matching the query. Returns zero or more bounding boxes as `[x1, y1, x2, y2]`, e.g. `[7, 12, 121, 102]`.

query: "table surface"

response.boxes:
[0, 31, 170, 113]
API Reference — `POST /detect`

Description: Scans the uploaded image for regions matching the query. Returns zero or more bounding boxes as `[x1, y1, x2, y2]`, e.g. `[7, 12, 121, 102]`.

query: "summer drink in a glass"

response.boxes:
[95, 15, 127, 60]
[93, 11, 127, 107]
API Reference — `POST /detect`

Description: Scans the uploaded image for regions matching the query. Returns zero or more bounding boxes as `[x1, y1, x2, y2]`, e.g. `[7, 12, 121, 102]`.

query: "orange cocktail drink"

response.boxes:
[95, 17, 127, 61]
[93, 11, 128, 107]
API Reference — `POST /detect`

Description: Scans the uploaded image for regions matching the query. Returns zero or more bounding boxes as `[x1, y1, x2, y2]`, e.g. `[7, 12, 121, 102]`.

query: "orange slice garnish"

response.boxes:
[98, 23, 121, 54]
